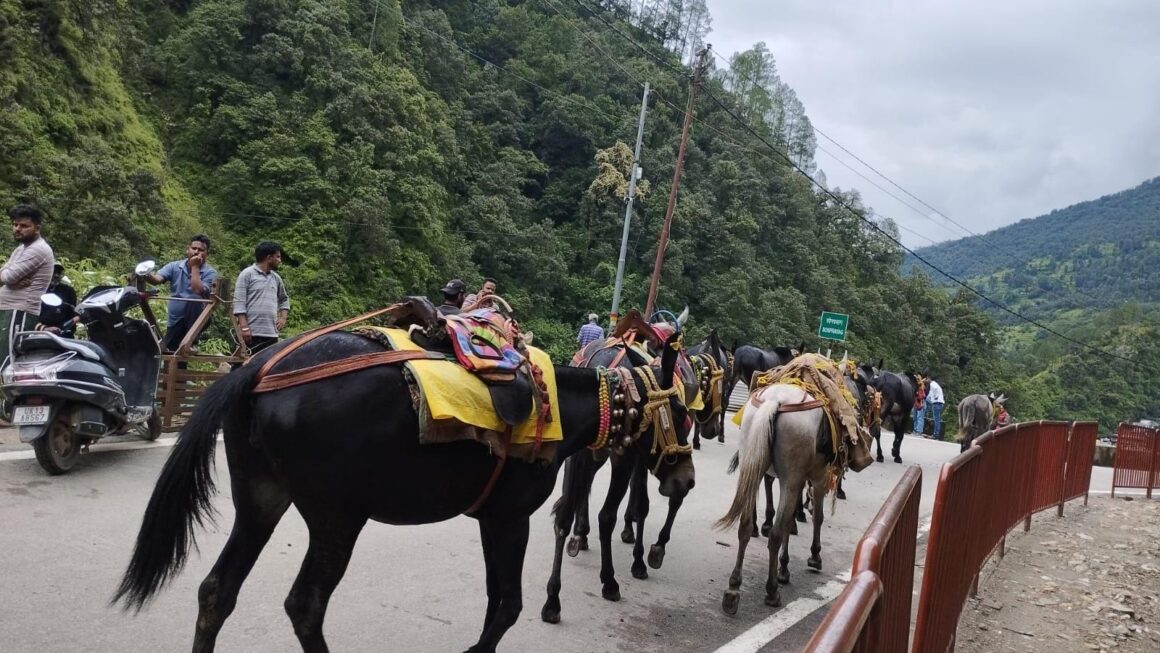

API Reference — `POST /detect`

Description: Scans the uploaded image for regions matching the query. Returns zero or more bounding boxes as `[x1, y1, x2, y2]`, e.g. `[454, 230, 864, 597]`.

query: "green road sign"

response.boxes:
[818, 311, 849, 341]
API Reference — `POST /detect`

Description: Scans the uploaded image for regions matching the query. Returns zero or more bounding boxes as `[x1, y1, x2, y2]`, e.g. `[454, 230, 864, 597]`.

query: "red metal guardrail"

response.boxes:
[806, 421, 1099, 652]
[912, 421, 1097, 652]
[803, 466, 922, 653]
[1111, 423, 1160, 499]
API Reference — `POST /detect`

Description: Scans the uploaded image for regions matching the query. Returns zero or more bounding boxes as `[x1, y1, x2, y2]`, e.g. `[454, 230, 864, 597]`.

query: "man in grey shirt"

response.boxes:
[1, 205, 55, 359]
[233, 241, 290, 357]
[0, 205, 55, 421]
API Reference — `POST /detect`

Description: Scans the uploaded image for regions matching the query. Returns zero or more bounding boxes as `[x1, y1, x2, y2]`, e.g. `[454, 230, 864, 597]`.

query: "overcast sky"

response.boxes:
[705, 0, 1160, 248]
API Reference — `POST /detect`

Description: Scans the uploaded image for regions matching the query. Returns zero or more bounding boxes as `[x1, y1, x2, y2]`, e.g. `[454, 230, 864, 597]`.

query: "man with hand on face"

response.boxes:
[141, 235, 217, 354]
[233, 241, 290, 357]
[462, 277, 498, 312]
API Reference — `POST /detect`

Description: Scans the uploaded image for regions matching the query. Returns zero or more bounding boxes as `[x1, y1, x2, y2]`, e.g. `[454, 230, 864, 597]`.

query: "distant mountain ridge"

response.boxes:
[904, 176, 1160, 318]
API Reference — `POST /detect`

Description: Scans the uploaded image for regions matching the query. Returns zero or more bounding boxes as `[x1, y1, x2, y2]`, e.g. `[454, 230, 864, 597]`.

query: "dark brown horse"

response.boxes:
[687, 328, 731, 449]
[541, 338, 696, 624]
[113, 327, 692, 653]
[857, 360, 917, 463]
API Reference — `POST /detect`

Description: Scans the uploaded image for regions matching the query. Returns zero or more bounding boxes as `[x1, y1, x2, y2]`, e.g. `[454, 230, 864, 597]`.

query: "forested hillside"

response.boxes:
[905, 177, 1160, 320]
[2, 0, 1150, 430]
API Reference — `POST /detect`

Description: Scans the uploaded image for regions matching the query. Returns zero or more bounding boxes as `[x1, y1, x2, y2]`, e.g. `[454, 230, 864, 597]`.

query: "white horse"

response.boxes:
[716, 382, 872, 614]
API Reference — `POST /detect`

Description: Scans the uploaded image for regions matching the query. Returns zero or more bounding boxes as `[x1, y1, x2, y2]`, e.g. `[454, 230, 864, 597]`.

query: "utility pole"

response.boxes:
[644, 46, 709, 319]
[610, 81, 650, 324]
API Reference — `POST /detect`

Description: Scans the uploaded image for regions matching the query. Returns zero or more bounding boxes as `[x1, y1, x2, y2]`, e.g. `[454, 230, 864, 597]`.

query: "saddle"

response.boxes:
[391, 300, 538, 429]
[253, 297, 542, 430]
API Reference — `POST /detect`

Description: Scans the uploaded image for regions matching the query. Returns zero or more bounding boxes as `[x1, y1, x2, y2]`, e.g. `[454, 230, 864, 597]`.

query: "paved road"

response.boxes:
[0, 421, 960, 652]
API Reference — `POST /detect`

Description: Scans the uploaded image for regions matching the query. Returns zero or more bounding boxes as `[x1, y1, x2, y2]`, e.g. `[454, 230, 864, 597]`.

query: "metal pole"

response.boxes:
[610, 81, 650, 322]
[644, 47, 709, 318]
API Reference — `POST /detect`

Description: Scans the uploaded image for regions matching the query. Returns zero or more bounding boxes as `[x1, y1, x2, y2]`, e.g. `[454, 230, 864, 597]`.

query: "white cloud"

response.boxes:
[706, 0, 1160, 246]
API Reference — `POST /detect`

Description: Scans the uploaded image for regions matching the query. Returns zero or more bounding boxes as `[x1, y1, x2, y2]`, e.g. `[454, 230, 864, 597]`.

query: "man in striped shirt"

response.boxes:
[576, 313, 605, 349]
[233, 241, 290, 357]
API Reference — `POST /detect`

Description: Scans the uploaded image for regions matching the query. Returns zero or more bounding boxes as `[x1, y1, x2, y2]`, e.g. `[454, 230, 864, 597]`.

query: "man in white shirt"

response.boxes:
[926, 377, 946, 440]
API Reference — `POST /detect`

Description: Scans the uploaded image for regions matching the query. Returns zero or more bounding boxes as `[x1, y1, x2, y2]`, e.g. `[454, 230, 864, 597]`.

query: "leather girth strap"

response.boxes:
[778, 399, 824, 413]
[252, 303, 406, 384]
[465, 427, 513, 516]
[252, 350, 446, 393]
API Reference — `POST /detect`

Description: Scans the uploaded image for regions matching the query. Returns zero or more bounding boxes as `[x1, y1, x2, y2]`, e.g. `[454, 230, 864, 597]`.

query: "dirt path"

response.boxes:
[956, 497, 1160, 652]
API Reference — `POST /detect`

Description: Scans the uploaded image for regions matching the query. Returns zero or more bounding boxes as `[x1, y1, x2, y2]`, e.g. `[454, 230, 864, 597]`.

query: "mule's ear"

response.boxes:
[730, 339, 739, 353]
[660, 333, 681, 389]
[676, 306, 689, 328]
[997, 394, 1007, 405]
[797, 341, 806, 356]
[876, 358, 884, 370]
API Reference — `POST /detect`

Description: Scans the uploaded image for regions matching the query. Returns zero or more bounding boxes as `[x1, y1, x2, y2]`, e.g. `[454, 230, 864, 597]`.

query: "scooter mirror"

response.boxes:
[41, 293, 63, 307]
[134, 260, 157, 276]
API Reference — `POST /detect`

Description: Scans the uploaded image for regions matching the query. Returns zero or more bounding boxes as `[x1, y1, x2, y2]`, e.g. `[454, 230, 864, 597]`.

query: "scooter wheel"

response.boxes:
[33, 416, 81, 475]
[135, 412, 163, 441]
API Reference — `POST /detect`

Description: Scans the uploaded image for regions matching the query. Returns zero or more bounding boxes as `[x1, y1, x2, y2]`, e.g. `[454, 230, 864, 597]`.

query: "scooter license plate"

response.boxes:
[12, 405, 50, 425]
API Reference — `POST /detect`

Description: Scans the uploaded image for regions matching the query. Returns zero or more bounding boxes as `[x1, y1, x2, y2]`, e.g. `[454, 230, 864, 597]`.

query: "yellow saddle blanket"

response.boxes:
[368, 328, 563, 449]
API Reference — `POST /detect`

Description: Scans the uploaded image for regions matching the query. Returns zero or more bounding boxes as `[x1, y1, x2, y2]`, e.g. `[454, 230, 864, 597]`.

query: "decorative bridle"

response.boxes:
[590, 364, 691, 473]
[690, 352, 726, 424]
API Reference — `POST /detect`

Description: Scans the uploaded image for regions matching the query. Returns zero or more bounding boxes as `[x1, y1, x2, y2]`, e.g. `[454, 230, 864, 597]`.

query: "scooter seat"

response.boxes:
[13, 331, 118, 371]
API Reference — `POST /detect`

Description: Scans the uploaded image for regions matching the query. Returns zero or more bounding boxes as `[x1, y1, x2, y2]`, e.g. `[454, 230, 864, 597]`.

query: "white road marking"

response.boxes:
[712, 579, 848, 653]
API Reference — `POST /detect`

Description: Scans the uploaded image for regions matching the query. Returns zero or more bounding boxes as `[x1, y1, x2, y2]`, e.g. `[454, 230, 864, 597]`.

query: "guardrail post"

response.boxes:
[1058, 422, 1072, 518]
[1148, 432, 1158, 500]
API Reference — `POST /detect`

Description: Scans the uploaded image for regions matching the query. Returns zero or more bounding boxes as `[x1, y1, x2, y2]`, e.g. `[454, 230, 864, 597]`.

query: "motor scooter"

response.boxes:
[0, 261, 163, 474]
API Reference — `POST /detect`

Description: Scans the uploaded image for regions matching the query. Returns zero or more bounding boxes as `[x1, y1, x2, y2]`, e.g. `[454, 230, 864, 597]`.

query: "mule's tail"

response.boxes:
[113, 363, 264, 611]
[715, 403, 778, 530]
[956, 399, 973, 442]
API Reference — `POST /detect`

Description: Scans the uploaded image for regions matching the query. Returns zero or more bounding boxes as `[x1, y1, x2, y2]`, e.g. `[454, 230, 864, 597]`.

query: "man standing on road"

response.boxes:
[142, 235, 217, 354]
[1, 205, 55, 361]
[233, 241, 290, 357]
[576, 313, 605, 350]
[0, 205, 55, 422]
[927, 376, 946, 440]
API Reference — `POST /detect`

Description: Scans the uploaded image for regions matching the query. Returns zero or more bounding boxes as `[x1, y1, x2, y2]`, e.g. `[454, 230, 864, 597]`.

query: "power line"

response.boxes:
[564, 2, 1150, 370]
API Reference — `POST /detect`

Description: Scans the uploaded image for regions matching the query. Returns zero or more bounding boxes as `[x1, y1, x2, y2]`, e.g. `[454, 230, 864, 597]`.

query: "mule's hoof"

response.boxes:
[566, 536, 583, 558]
[764, 592, 782, 608]
[789, 522, 799, 536]
[540, 602, 561, 624]
[876, 454, 884, 463]
[795, 511, 807, 523]
[836, 488, 847, 500]
[648, 544, 666, 569]
[717, 434, 725, 443]
[631, 560, 649, 580]
[760, 523, 772, 538]
[602, 583, 621, 602]
[807, 555, 823, 571]
[620, 528, 635, 545]
[777, 568, 790, 585]
[893, 455, 903, 464]
[722, 590, 741, 616]
[693, 442, 700, 450]
[751, 525, 760, 538]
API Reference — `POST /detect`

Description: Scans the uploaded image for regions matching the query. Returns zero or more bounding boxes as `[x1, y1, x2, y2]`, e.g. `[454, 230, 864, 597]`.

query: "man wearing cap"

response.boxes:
[438, 279, 467, 316]
[576, 313, 605, 349]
